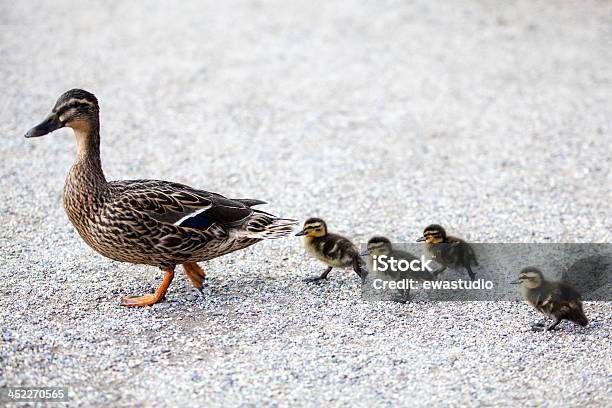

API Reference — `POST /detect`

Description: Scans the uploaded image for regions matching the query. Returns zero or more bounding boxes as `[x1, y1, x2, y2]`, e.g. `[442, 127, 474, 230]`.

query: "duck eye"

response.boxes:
[59, 108, 76, 120]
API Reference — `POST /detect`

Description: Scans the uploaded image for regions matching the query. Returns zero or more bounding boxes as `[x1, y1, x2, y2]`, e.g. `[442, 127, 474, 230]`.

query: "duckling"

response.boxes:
[295, 218, 365, 283]
[514, 267, 588, 331]
[363, 236, 440, 282]
[362, 236, 441, 302]
[416, 224, 478, 281]
[24, 89, 297, 307]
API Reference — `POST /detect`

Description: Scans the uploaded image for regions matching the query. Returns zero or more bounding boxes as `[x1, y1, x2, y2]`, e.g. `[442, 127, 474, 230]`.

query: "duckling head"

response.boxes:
[363, 236, 392, 256]
[25, 89, 99, 139]
[295, 218, 327, 237]
[417, 224, 446, 244]
[516, 267, 544, 289]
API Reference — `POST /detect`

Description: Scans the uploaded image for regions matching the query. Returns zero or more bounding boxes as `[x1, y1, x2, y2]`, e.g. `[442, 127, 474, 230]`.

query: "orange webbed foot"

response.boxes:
[183, 262, 207, 292]
[121, 294, 162, 307]
[121, 271, 174, 307]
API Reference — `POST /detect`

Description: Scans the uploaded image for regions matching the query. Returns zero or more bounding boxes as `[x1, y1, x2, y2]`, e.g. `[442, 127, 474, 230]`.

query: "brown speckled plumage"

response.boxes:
[517, 267, 588, 331]
[296, 218, 365, 282]
[418, 224, 478, 281]
[26, 89, 297, 306]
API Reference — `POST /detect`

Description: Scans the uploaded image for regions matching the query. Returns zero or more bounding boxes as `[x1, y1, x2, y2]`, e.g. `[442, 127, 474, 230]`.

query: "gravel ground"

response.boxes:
[1, 0, 611, 406]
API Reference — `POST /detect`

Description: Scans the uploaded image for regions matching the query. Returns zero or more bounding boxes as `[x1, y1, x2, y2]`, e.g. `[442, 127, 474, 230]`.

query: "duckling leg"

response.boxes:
[183, 262, 207, 292]
[465, 265, 476, 281]
[352, 256, 367, 283]
[398, 287, 410, 303]
[546, 318, 562, 331]
[304, 266, 333, 283]
[121, 270, 175, 307]
[432, 266, 446, 278]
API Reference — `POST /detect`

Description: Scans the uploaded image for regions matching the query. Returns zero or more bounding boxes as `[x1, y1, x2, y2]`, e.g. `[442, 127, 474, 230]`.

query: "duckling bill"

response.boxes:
[417, 224, 478, 281]
[514, 267, 588, 331]
[25, 89, 297, 307]
[296, 218, 366, 283]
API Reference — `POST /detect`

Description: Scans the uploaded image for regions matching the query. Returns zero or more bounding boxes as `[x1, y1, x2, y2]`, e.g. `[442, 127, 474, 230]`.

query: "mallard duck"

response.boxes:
[416, 224, 478, 281]
[295, 218, 366, 283]
[361, 236, 441, 302]
[513, 267, 588, 331]
[24, 89, 297, 307]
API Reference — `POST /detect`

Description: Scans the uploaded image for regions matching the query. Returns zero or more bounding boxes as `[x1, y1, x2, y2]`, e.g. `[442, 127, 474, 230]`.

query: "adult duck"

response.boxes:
[24, 89, 297, 306]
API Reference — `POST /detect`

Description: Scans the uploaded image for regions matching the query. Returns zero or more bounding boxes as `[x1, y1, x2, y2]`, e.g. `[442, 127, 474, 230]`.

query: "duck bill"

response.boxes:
[359, 250, 369, 256]
[416, 236, 426, 242]
[24, 113, 62, 138]
[295, 230, 306, 236]
[509, 280, 520, 285]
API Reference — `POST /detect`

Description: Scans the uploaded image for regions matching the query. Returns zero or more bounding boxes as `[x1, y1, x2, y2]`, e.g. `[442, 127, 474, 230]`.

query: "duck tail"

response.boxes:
[573, 307, 589, 327]
[240, 211, 298, 239]
[234, 198, 267, 207]
[566, 299, 589, 327]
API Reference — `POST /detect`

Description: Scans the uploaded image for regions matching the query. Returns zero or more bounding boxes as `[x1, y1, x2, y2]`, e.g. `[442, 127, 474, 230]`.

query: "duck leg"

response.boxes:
[352, 256, 367, 283]
[121, 270, 175, 307]
[304, 266, 333, 283]
[397, 287, 410, 303]
[546, 318, 562, 331]
[432, 266, 447, 278]
[183, 262, 207, 292]
[465, 265, 476, 281]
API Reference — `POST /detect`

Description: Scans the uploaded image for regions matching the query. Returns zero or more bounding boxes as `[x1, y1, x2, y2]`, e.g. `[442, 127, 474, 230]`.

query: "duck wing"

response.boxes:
[109, 179, 265, 230]
[548, 282, 588, 326]
[446, 237, 478, 266]
[551, 282, 583, 302]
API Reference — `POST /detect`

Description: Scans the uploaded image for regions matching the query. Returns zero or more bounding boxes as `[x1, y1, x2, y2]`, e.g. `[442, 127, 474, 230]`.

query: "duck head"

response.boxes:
[417, 224, 446, 244]
[512, 267, 544, 289]
[295, 218, 327, 237]
[25, 89, 99, 138]
[361, 236, 392, 256]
